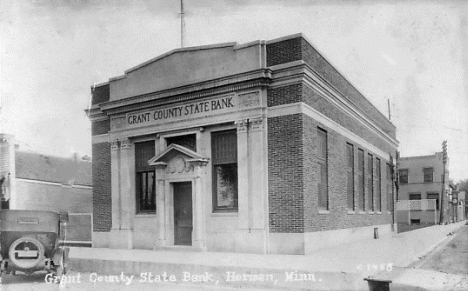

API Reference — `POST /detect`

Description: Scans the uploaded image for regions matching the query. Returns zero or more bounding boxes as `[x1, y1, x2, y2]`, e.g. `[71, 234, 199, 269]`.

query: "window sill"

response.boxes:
[135, 213, 157, 217]
[211, 212, 238, 217]
[358, 211, 366, 214]
[347, 210, 355, 215]
[318, 210, 329, 214]
[368, 211, 375, 214]
[376, 211, 382, 214]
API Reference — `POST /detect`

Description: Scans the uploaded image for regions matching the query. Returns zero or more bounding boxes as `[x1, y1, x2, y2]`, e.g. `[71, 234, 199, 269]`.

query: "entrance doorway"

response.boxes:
[173, 182, 192, 245]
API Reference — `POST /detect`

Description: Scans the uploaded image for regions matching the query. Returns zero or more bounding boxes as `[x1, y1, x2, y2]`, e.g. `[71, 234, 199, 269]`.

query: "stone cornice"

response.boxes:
[96, 69, 271, 116]
[269, 61, 398, 148]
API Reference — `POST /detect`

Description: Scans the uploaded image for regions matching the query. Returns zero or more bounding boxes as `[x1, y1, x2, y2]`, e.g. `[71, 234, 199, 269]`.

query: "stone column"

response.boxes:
[236, 119, 249, 230]
[110, 140, 121, 232]
[187, 159, 209, 250]
[118, 138, 134, 249]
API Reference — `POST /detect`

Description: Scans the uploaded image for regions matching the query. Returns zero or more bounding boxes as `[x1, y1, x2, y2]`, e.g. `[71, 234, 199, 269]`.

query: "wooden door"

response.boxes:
[173, 182, 192, 246]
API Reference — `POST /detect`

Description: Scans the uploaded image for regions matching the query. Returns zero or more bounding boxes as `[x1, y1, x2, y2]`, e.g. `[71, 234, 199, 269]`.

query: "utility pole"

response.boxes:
[387, 99, 391, 121]
[180, 0, 185, 48]
[440, 140, 447, 224]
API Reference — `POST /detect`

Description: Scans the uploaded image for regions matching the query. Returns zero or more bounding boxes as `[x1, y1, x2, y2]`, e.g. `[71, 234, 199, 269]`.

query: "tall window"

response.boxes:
[399, 169, 408, 184]
[386, 163, 393, 212]
[427, 192, 439, 210]
[367, 154, 374, 211]
[358, 149, 365, 211]
[423, 167, 433, 183]
[317, 128, 328, 210]
[135, 141, 156, 213]
[376, 158, 381, 212]
[212, 130, 238, 212]
[346, 143, 354, 210]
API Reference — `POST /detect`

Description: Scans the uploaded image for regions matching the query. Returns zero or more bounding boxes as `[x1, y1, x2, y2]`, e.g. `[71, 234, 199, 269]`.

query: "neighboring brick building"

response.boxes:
[87, 33, 398, 254]
[396, 152, 450, 226]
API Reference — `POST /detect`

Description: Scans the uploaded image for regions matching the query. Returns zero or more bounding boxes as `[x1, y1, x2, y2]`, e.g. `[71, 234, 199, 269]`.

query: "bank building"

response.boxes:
[87, 33, 398, 255]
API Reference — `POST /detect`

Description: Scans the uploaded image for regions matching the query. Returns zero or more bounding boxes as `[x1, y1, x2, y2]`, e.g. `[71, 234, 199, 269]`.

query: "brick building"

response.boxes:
[87, 33, 398, 254]
[396, 152, 449, 225]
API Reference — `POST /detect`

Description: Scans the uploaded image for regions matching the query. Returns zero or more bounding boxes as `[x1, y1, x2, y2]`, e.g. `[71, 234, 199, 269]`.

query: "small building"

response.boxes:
[0, 134, 93, 245]
[396, 152, 449, 225]
[87, 33, 398, 255]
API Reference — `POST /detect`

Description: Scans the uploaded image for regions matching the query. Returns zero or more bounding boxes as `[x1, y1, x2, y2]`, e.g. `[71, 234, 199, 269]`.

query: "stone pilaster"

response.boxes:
[235, 119, 249, 230]
[110, 140, 120, 231]
[153, 163, 167, 248]
[249, 117, 266, 230]
[187, 159, 209, 250]
[119, 138, 134, 248]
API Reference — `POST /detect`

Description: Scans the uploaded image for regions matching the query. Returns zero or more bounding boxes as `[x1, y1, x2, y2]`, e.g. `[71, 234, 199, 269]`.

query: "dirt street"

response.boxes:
[416, 224, 468, 274]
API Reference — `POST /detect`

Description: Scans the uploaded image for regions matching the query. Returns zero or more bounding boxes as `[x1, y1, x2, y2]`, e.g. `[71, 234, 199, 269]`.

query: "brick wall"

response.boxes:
[302, 85, 395, 153]
[92, 142, 111, 232]
[92, 119, 110, 136]
[91, 84, 110, 105]
[266, 36, 396, 139]
[300, 38, 396, 138]
[268, 114, 304, 233]
[267, 84, 302, 107]
[266, 37, 302, 67]
[302, 115, 393, 232]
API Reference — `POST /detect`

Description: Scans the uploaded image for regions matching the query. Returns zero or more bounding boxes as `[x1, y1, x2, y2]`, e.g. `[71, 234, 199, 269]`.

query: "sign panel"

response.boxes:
[126, 92, 260, 128]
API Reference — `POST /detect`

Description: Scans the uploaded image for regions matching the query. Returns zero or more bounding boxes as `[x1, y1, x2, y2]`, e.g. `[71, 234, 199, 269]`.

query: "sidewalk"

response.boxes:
[68, 221, 465, 290]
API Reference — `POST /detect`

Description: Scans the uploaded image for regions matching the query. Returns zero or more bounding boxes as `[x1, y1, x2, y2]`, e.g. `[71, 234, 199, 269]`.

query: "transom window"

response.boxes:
[212, 130, 238, 212]
[166, 134, 196, 152]
[135, 141, 156, 213]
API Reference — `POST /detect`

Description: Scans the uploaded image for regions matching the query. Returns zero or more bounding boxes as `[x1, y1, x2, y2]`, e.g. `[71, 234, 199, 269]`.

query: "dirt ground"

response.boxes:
[416, 224, 468, 274]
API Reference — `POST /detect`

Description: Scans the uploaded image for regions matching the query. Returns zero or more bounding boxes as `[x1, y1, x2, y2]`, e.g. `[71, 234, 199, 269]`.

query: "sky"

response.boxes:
[0, 0, 467, 181]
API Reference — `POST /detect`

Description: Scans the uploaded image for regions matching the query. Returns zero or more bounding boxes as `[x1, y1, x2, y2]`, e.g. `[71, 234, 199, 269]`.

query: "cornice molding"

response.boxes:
[98, 69, 271, 115]
[269, 62, 398, 148]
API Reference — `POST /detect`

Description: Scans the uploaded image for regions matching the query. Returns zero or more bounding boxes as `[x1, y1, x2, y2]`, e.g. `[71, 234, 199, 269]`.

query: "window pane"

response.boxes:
[214, 164, 238, 209]
[367, 154, 373, 211]
[376, 158, 381, 212]
[409, 193, 421, 200]
[399, 169, 408, 184]
[346, 143, 354, 210]
[318, 162, 328, 209]
[137, 171, 156, 213]
[358, 149, 364, 211]
[149, 171, 155, 208]
[317, 129, 327, 159]
[423, 168, 433, 183]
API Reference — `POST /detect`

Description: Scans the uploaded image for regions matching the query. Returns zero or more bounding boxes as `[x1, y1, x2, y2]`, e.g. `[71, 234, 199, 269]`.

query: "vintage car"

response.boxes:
[0, 209, 69, 275]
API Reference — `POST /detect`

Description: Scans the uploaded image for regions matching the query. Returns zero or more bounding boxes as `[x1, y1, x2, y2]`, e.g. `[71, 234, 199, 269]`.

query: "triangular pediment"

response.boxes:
[148, 144, 207, 166]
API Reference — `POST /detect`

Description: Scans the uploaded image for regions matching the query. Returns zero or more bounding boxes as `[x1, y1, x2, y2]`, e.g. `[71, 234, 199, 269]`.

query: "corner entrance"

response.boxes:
[173, 182, 192, 246]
